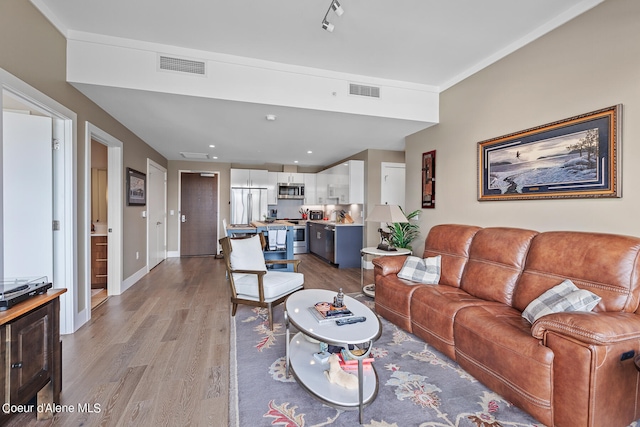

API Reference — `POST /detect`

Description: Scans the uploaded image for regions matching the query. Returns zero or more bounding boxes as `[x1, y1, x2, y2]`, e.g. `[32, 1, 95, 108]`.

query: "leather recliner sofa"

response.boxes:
[373, 224, 640, 427]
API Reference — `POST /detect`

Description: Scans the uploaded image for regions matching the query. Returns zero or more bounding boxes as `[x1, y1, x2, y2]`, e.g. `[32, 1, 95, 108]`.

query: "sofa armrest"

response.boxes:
[372, 255, 408, 276]
[531, 312, 640, 344]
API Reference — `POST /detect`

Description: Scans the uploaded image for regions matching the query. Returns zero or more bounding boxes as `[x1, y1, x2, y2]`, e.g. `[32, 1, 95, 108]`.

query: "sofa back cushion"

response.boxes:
[513, 231, 640, 313]
[422, 224, 481, 288]
[460, 227, 538, 305]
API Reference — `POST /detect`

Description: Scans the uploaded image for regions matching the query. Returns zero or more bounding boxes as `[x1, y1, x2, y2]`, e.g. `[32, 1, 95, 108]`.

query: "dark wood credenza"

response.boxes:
[0, 289, 66, 424]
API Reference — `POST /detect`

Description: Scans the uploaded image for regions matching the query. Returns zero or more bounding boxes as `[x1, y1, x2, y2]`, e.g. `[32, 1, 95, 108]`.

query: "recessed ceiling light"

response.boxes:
[307, 150, 313, 154]
[213, 156, 218, 159]
[294, 160, 299, 164]
[266, 114, 276, 121]
[209, 144, 215, 148]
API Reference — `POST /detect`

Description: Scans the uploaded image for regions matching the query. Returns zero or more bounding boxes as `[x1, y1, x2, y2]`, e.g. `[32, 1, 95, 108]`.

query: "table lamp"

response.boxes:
[365, 204, 408, 251]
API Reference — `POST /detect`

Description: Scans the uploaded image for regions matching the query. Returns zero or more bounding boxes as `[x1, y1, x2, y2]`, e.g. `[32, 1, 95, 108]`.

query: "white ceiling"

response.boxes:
[31, 0, 602, 167]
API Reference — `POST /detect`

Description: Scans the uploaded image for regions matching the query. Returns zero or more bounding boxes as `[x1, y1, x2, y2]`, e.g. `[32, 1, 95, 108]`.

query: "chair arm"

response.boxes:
[372, 255, 408, 276]
[265, 259, 302, 272]
[531, 311, 640, 345]
[230, 269, 267, 276]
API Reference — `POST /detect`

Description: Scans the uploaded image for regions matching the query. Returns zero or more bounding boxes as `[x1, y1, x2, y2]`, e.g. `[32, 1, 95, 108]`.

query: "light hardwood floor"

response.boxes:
[6, 253, 370, 427]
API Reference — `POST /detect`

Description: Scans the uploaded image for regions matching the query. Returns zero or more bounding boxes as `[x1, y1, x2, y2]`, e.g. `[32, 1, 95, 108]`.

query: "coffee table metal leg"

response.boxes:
[358, 358, 364, 423]
[344, 340, 374, 424]
[284, 310, 290, 378]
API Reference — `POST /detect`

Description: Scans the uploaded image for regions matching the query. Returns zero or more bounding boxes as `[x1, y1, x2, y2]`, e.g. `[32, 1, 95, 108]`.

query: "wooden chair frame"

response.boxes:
[219, 233, 302, 329]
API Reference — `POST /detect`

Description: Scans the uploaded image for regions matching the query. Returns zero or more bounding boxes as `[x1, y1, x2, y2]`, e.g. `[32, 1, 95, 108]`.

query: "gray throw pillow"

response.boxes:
[397, 255, 441, 284]
[522, 279, 601, 324]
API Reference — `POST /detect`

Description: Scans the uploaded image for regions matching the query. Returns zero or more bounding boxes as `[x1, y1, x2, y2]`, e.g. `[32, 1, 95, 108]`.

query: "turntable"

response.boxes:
[0, 276, 52, 311]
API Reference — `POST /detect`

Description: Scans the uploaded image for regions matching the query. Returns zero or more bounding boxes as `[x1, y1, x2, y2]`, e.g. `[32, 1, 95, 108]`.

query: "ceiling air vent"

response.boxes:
[180, 152, 209, 160]
[349, 83, 380, 98]
[159, 55, 206, 76]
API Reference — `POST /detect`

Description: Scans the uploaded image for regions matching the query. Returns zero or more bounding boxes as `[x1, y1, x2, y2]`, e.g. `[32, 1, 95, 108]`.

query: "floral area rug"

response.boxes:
[230, 295, 545, 427]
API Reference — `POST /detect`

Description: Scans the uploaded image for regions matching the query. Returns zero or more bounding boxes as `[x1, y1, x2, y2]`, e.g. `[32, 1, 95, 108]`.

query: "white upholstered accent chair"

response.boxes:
[219, 233, 304, 329]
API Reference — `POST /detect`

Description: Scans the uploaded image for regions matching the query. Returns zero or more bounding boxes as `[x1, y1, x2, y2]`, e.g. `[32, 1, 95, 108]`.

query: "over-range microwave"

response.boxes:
[278, 182, 305, 200]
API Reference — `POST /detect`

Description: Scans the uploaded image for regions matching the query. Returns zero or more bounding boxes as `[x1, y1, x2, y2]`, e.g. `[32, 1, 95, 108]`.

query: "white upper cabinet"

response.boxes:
[303, 173, 317, 205]
[277, 172, 304, 184]
[318, 160, 364, 204]
[267, 172, 278, 204]
[231, 168, 269, 188]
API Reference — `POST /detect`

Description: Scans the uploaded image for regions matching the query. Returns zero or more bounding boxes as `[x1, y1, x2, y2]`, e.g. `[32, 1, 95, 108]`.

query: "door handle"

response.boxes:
[181, 215, 186, 223]
[157, 221, 162, 225]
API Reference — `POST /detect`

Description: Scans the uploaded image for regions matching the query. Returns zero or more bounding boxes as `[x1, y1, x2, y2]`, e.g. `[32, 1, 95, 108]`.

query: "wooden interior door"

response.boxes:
[180, 172, 218, 256]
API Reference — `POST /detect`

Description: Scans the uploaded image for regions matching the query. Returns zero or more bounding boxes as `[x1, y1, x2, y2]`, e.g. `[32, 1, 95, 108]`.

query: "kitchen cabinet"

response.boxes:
[0, 290, 65, 424]
[308, 222, 363, 268]
[303, 173, 317, 205]
[318, 160, 364, 204]
[316, 171, 328, 204]
[277, 172, 304, 184]
[267, 172, 278, 204]
[230, 168, 269, 188]
[309, 222, 333, 263]
[91, 235, 108, 288]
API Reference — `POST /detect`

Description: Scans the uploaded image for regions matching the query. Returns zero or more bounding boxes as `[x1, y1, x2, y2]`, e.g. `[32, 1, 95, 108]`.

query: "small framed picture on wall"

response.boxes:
[126, 167, 146, 206]
[422, 150, 435, 208]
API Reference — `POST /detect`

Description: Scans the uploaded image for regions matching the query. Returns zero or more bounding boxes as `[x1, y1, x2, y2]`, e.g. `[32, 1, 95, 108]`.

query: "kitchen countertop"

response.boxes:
[307, 220, 363, 227]
[227, 220, 296, 230]
[251, 220, 295, 227]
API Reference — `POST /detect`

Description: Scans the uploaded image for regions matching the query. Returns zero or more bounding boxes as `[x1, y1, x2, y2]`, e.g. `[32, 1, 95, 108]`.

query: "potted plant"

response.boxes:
[387, 207, 421, 250]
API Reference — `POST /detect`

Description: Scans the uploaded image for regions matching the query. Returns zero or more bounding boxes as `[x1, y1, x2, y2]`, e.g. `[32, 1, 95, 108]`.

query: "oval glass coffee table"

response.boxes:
[284, 289, 382, 424]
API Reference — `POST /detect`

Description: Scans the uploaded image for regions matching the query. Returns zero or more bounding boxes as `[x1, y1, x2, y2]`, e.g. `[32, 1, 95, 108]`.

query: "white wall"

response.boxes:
[66, 34, 438, 123]
[406, 0, 640, 255]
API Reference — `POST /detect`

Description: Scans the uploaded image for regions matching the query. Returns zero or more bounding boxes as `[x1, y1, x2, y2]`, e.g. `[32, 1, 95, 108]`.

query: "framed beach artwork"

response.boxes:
[422, 150, 435, 208]
[126, 167, 146, 206]
[478, 105, 621, 201]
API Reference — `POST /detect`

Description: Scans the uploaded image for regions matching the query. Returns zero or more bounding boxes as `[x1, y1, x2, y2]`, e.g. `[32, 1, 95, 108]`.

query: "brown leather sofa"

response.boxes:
[373, 224, 640, 427]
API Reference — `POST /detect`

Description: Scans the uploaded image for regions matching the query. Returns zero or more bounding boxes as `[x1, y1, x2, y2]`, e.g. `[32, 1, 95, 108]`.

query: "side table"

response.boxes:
[360, 247, 411, 298]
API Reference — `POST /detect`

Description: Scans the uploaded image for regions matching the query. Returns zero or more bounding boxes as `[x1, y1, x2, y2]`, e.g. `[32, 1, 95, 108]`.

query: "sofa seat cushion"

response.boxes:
[454, 304, 554, 426]
[234, 271, 304, 302]
[410, 285, 502, 360]
[374, 274, 424, 333]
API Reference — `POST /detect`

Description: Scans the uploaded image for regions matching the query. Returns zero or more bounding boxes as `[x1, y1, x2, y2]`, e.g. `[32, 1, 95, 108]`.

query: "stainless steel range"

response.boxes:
[284, 219, 308, 254]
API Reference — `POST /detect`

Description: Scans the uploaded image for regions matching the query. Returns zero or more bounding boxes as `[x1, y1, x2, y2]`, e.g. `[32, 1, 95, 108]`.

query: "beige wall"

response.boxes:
[0, 1, 167, 286]
[406, 0, 640, 255]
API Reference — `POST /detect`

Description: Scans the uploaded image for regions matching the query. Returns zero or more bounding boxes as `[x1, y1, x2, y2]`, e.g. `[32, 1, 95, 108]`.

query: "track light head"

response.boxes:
[331, 0, 344, 16]
[322, 19, 335, 32]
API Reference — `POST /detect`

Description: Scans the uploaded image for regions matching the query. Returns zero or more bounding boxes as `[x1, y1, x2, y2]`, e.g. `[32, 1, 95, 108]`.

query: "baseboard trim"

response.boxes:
[121, 266, 148, 294]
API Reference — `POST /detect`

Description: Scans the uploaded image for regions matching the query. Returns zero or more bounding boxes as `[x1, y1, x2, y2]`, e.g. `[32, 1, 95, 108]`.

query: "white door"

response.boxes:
[381, 163, 406, 208]
[2, 111, 53, 279]
[147, 160, 166, 269]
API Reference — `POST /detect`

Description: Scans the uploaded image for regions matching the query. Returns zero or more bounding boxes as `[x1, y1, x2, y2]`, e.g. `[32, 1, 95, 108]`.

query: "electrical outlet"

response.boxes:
[136, 251, 139, 260]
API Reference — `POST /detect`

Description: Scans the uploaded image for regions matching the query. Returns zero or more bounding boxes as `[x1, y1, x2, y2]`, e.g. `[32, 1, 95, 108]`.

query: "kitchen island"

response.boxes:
[308, 220, 363, 268]
[226, 220, 295, 271]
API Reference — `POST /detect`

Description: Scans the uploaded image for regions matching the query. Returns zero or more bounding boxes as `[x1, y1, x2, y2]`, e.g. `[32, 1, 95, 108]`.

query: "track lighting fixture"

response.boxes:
[331, 0, 344, 16]
[322, 0, 344, 32]
[322, 19, 335, 32]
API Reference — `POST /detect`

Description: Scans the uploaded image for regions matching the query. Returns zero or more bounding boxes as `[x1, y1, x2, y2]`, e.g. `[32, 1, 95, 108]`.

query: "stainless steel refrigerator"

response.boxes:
[230, 187, 268, 225]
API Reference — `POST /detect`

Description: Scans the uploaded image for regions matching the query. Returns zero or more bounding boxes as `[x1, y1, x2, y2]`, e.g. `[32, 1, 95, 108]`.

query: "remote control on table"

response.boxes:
[336, 316, 366, 326]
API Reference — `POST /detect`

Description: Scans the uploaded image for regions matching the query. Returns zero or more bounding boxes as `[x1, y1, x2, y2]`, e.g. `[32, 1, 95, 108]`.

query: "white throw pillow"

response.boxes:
[229, 235, 266, 279]
[522, 279, 601, 324]
[397, 255, 441, 284]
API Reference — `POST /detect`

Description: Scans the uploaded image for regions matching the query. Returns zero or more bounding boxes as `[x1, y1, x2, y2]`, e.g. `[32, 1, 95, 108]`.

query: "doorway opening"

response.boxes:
[1, 68, 76, 334]
[147, 159, 167, 270]
[85, 122, 123, 321]
[179, 171, 219, 257]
